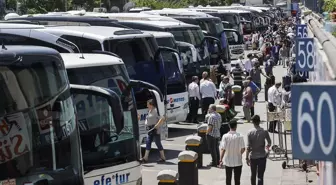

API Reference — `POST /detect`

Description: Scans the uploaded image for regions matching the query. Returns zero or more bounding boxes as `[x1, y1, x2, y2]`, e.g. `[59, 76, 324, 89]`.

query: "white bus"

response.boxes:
[37, 25, 174, 143]
[0, 45, 131, 185]
[62, 53, 164, 185]
[143, 31, 189, 124]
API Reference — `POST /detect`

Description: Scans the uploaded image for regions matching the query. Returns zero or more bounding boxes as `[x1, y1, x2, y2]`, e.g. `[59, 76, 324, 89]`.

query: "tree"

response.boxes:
[132, 0, 189, 9]
[323, 0, 336, 12]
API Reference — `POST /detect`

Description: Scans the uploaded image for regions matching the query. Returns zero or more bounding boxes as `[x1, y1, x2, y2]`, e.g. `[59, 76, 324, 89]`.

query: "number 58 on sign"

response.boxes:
[296, 38, 315, 72]
[292, 82, 336, 161]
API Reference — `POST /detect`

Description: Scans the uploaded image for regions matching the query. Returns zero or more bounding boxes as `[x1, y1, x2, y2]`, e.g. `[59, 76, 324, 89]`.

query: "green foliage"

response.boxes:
[132, 0, 188, 9]
[323, 0, 336, 12]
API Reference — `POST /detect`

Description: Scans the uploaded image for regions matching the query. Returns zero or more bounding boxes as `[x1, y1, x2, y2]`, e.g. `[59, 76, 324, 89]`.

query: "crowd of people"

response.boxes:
[140, 12, 305, 185]
[191, 16, 303, 185]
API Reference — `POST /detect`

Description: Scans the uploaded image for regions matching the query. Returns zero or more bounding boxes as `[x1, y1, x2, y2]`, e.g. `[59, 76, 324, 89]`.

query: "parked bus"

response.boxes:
[0, 45, 126, 185]
[141, 9, 231, 70]
[5, 16, 189, 125]
[37, 26, 174, 143]
[62, 53, 159, 185]
[0, 24, 168, 144]
[83, 13, 211, 81]
[144, 31, 189, 124]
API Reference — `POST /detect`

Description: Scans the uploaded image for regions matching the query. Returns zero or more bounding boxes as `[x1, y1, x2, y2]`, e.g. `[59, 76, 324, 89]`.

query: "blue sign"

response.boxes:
[295, 38, 315, 72]
[296, 25, 308, 38]
[292, 82, 336, 161]
[297, 71, 309, 79]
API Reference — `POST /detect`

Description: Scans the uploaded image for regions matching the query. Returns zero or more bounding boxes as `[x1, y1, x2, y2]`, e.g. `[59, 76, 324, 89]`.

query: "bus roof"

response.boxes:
[42, 26, 152, 42]
[119, 20, 199, 29]
[143, 31, 173, 38]
[142, 9, 214, 18]
[61, 53, 123, 69]
[85, 12, 179, 22]
[8, 16, 119, 23]
[190, 8, 241, 14]
[0, 23, 44, 29]
[1, 45, 60, 55]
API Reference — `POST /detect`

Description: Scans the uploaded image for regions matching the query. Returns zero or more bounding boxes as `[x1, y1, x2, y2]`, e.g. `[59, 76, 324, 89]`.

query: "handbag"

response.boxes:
[147, 125, 157, 136]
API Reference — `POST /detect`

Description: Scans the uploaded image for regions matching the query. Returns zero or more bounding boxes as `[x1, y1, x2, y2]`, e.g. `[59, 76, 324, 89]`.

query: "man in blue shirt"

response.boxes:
[246, 76, 260, 117]
[264, 55, 274, 76]
[271, 43, 280, 65]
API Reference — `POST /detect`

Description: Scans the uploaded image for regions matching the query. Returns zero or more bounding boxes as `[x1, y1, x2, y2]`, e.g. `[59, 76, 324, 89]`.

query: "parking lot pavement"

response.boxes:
[141, 64, 318, 184]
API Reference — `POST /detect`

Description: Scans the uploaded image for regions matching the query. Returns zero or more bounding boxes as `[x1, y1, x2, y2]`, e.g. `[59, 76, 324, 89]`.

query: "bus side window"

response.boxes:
[60, 35, 102, 53]
[0, 34, 69, 53]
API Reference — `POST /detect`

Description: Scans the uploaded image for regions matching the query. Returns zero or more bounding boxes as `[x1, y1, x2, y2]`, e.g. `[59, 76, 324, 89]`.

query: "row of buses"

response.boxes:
[0, 5, 278, 185]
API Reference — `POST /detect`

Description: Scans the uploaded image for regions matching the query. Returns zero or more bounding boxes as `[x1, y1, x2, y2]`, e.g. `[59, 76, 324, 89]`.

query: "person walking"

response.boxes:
[200, 74, 217, 119]
[244, 54, 253, 76]
[242, 80, 253, 123]
[140, 99, 166, 163]
[219, 76, 234, 109]
[206, 104, 222, 167]
[188, 76, 200, 123]
[246, 76, 260, 117]
[250, 63, 269, 102]
[271, 43, 280, 65]
[246, 115, 272, 185]
[267, 82, 282, 133]
[279, 43, 286, 67]
[219, 120, 245, 185]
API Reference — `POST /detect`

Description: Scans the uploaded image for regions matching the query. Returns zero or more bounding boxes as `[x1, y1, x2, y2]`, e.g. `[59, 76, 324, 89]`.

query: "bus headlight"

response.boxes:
[183, 102, 189, 109]
[136, 177, 142, 185]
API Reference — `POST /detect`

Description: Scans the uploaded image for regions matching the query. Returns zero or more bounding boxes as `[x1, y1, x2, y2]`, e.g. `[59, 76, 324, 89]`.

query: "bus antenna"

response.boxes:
[80, 33, 85, 59]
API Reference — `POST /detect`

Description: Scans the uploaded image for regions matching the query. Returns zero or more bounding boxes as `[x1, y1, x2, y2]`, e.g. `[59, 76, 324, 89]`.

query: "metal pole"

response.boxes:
[65, 0, 67, 11]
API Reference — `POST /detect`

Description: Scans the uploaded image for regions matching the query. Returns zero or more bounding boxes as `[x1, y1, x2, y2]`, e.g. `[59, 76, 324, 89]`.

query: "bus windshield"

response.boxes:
[169, 27, 204, 47]
[67, 64, 138, 171]
[169, 27, 209, 68]
[198, 19, 224, 36]
[0, 55, 81, 184]
[156, 37, 177, 49]
[103, 37, 165, 97]
[240, 13, 252, 21]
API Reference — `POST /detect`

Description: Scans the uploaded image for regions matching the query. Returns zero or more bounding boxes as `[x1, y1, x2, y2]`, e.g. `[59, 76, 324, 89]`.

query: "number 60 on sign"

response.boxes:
[292, 82, 336, 161]
[295, 38, 315, 72]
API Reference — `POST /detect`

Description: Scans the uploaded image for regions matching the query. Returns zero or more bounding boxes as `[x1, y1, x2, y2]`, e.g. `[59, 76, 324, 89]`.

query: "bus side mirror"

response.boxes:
[70, 84, 124, 135]
[154, 46, 179, 72]
[202, 30, 209, 36]
[148, 89, 165, 118]
[176, 41, 197, 63]
[129, 80, 164, 102]
[204, 35, 222, 53]
[172, 52, 183, 74]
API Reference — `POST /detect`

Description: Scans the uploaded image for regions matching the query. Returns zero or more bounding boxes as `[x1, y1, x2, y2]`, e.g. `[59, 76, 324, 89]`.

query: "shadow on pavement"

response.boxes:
[168, 127, 197, 139]
[142, 148, 182, 161]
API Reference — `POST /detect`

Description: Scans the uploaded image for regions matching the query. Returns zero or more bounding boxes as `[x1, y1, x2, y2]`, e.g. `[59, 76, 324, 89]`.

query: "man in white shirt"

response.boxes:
[200, 71, 212, 84]
[188, 76, 201, 123]
[200, 75, 217, 118]
[219, 120, 245, 185]
[244, 54, 253, 76]
[267, 82, 282, 133]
